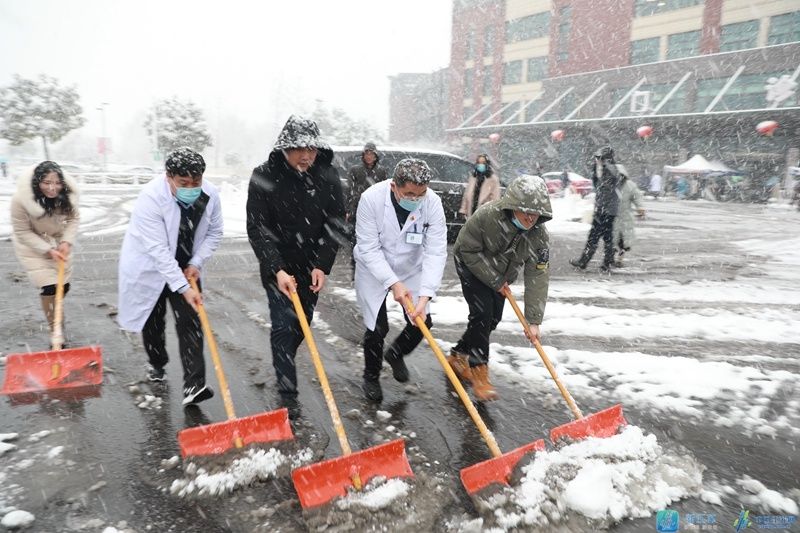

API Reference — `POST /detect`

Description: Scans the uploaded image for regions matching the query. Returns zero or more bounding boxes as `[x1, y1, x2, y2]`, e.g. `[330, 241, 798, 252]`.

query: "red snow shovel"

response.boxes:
[502, 288, 626, 444]
[290, 289, 413, 509]
[2, 259, 103, 395]
[404, 297, 545, 496]
[177, 278, 293, 457]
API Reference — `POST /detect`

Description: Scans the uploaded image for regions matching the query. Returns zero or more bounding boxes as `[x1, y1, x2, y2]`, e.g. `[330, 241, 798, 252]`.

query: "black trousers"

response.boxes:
[580, 212, 616, 267]
[142, 285, 205, 390]
[266, 273, 318, 397]
[452, 258, 505, 367]
[363, 295, 432, 381]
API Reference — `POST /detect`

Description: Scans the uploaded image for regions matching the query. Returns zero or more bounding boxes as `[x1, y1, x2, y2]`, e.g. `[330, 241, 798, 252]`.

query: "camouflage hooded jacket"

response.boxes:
[454, 175, 552, 324]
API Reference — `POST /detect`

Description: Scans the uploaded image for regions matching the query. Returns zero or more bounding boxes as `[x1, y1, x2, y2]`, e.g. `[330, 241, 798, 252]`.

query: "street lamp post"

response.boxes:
[97, 102, 110, 171]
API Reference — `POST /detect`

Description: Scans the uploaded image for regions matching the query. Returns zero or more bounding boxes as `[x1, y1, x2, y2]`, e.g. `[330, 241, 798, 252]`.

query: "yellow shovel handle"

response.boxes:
[188, 278, 239, 428]
[502, 288, 584, 420]
[52, 259, 65, 351]
[290, 290, 353, 458]
[404, 296, 502, 458]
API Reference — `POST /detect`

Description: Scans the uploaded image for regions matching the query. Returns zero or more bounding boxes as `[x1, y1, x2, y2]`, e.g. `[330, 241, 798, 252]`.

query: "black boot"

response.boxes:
[569, 258, 587, 270]
[383, 347, 409, 383]
[362, 378, 383, 402]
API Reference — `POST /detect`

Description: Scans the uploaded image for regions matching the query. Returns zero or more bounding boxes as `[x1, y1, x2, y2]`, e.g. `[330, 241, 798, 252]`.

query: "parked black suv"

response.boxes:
[332, 146, 474, 242]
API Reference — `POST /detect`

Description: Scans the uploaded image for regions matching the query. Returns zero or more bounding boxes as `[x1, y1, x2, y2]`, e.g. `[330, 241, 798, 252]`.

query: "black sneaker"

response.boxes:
[182, 385, 214, 406]
[362, 379, 383, 402]
[569, 258, 587, 269]
[599, 264, 612, 273]
[147, 365, 165, 382]
[279, 394, 301, 420]
[383, 351, 409, 383]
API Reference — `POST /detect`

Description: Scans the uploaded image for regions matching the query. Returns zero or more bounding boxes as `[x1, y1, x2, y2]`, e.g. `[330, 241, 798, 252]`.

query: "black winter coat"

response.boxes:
[246, 149, 346, 288]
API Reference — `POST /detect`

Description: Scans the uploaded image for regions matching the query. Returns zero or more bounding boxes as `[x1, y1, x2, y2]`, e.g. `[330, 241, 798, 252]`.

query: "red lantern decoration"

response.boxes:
[636, 125, 654, 139]
[550, 129, 565, 142]
[488, 132, 501, 144]
[756, 120, 778, 136]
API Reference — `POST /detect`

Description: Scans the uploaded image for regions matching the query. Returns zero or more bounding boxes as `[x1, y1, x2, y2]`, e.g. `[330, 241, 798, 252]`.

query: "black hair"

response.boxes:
[473, 153, 493, 177]
[165, 147, 206, 177]
[32, 161, 73, 216]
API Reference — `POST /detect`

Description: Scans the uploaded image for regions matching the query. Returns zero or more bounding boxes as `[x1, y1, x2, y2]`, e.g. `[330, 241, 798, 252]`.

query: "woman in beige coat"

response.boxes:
[11, 161, 80, 347]
[459, 154, 501, 219]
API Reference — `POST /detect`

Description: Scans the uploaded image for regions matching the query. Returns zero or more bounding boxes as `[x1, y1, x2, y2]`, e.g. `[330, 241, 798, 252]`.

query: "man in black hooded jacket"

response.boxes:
[246, 115, 346, 411]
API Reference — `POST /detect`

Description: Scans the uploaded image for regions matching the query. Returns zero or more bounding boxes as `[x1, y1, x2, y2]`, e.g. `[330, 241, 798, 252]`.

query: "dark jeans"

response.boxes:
[363, 295, 432, 381]
[142, 285, 205, 389]
[579, 212, 616, 267]
[266, 273, 318, 397]
[452, 258, 505, 367]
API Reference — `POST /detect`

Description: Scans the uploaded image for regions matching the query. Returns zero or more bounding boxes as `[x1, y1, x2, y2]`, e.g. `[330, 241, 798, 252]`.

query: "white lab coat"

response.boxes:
[353, 180, 447, 330]
[117, 176, 223, 332]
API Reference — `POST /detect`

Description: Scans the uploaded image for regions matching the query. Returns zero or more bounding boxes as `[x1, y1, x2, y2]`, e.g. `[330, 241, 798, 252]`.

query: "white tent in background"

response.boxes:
[663, 154, 730, 174]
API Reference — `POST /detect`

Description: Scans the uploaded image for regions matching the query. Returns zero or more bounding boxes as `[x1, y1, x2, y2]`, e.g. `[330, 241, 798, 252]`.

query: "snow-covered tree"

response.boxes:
[311, 101, 384, 146]
[0, 74, 86, 159]
[144, 97, 212, 155]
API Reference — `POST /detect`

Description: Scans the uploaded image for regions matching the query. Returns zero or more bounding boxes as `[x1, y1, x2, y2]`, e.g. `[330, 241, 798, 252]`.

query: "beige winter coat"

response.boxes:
[459, 174, 501, 218]
[11, 169, 80, 288]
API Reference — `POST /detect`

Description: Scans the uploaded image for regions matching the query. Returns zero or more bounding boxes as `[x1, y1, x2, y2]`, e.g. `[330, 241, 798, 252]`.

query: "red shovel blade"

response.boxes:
[178, 408, 294, 457]
[461, 438, 546, 495]
[291, 438, 414, 509]
[1, 346, 103, 395]
[549, 404, 626, 444]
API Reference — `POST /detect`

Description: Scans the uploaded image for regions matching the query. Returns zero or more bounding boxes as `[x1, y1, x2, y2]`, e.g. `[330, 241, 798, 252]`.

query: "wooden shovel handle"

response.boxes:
[502, 288, 584, 420]
[188, 278, 238, 424]
[52, 259, 65, 350]
[290, 290, 353, 458]
[404, 296, 502, 458]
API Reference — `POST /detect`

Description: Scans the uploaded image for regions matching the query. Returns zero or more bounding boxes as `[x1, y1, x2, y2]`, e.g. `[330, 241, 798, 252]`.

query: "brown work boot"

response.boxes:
[446, 351, 473, 383]
[471, 365, 499, 401]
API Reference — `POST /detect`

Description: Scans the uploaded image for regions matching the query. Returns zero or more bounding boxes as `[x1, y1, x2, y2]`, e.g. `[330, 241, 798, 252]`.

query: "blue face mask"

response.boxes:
[511, 216, 529, 231]
[175, 186, 202, 205]
[398, 197, 422, 212]
[476, 163, 487, 173]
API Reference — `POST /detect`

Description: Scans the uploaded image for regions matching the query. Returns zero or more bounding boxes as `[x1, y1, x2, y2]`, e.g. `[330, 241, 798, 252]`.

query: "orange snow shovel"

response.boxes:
[2, 259, 103, 395]
[177, 278, 293, 457]
[502, 288, 626, 444]
[404, 297, 545, 496]
[290, 289, 413, 509]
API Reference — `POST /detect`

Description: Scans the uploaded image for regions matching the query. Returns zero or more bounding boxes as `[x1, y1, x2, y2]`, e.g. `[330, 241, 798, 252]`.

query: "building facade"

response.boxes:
[446, 0, 800, 191]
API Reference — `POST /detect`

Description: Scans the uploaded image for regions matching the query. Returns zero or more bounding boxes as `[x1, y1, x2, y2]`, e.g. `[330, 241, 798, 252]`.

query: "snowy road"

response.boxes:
[1, 182, 799, 532]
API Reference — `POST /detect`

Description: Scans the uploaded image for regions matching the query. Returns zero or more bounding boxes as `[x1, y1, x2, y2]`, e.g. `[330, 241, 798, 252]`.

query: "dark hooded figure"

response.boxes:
[246, 115, 346, 414]
[570, 146, 621, 272]
[345, 142, 388, 277]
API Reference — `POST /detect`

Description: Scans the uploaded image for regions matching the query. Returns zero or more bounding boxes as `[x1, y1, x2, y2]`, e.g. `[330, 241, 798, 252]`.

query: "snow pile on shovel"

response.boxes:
[474, 425, 702, 531]
[170, 447, 313, 497]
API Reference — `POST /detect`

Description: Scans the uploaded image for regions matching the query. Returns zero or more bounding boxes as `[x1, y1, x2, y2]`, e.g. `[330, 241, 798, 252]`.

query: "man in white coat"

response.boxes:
[118, 148, 223, 406]
[354, 158, 447, 401]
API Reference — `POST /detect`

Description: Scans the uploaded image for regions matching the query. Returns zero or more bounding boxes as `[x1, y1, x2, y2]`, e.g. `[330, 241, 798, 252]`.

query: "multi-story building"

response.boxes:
[446, 0, 800, 191]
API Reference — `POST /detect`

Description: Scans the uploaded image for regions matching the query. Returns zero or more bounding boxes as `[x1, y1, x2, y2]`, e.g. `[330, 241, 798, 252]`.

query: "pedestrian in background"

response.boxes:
[570, 146, 621, 272]
[613, 165, 645, 267]
[118, 148, 223, 406]
[345, 142, 388, 278]
[11, 161, 80, 349]
[459, 154, 501, 219]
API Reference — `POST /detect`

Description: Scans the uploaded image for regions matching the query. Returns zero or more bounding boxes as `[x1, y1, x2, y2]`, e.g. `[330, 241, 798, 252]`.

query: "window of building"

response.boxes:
[483, 26, 495, 56]
[462, 106, 474, 123]
[719, 71, 796, 110]
[768, 11, 800, 45]
[634, 0, 701, 17]
[557, 6, 571, 62]
[464, 68, 474, 94]
[501, 101, 522, 123]
[526, 57, 548, 82]
[505, 12, 551, 43]
[503, 60, 523, 85]
[524, 99, 544, 122]
[720, 20, 758, 52]
[465, 29, 475, 59]
[639, 83, 687, 114]
[694, 78, 726, 111]
[666, 30, 700, 60]
[483, 70, 493, 96]
[630, 37, 660, 64]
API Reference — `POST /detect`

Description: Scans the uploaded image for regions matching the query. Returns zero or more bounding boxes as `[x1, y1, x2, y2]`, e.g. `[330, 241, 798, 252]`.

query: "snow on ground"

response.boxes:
[469, 426, 702, 531]
[170, 447, 313, 498]
[1, 509, 35, 529]
[335, 477, 412, 511]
